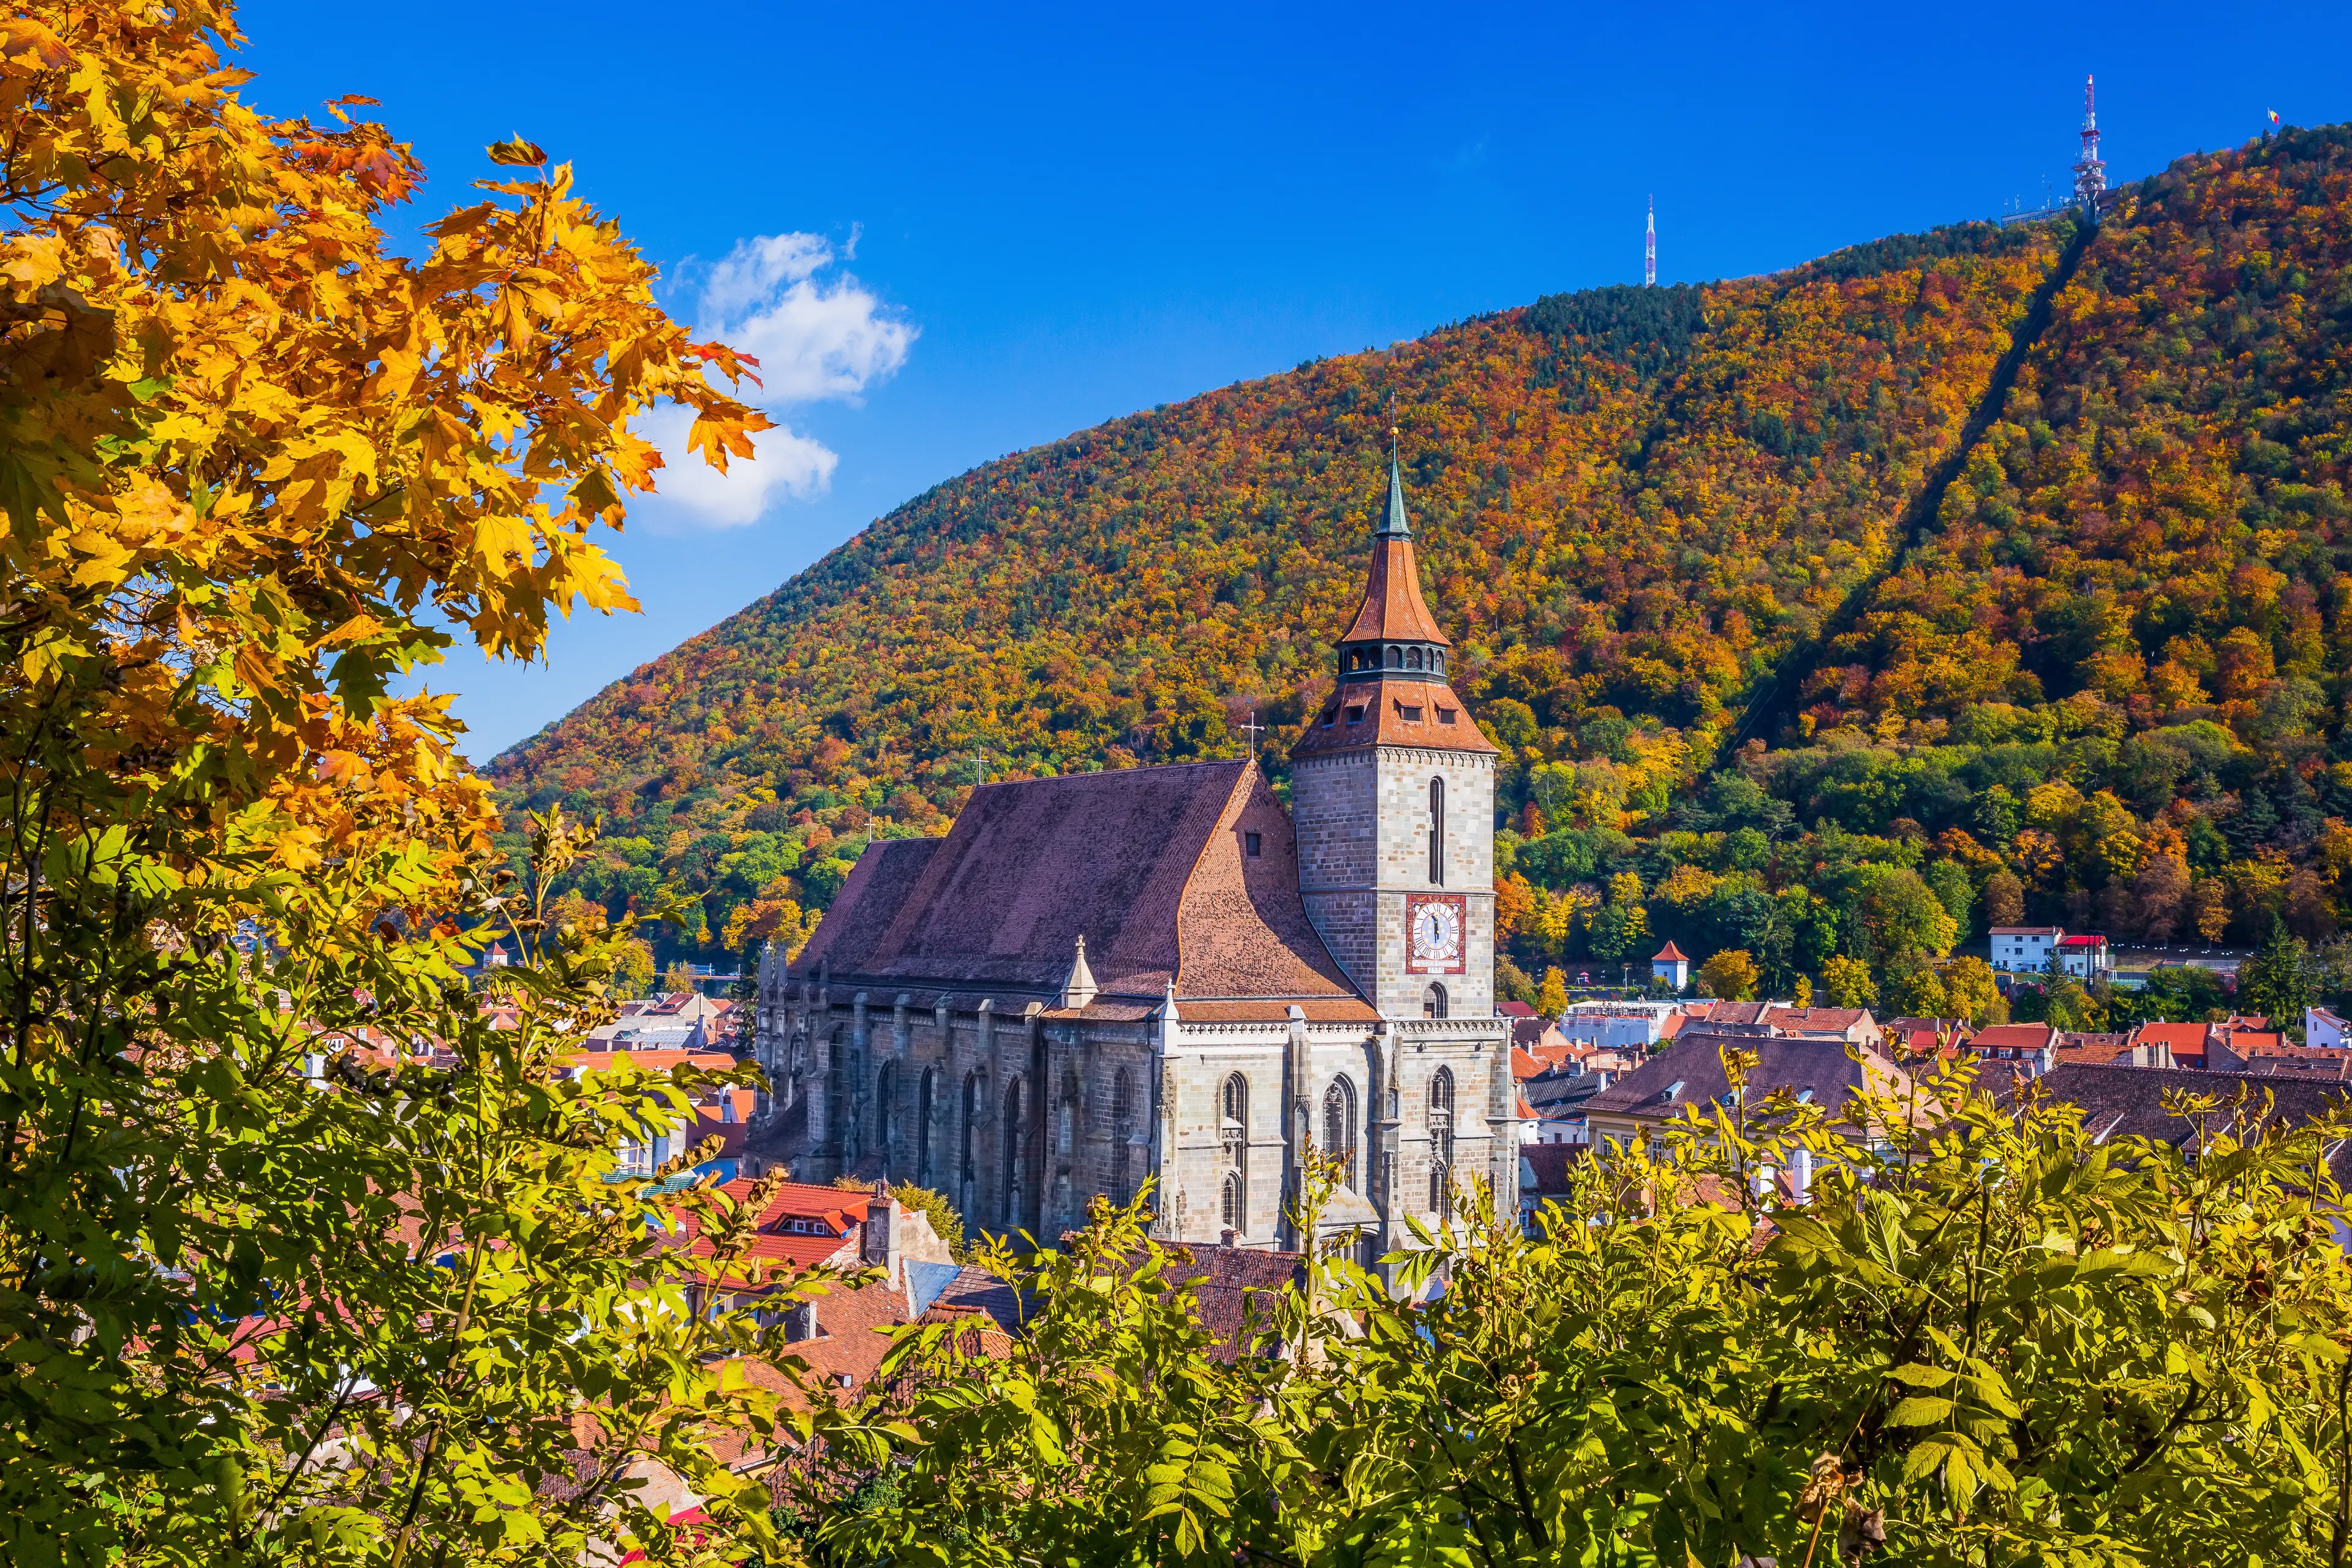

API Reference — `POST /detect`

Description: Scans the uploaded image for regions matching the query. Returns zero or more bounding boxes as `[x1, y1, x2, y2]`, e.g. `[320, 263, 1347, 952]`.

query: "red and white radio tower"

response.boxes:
[2073, 74, 2108, 218]
[1645, 195, 1656, 287]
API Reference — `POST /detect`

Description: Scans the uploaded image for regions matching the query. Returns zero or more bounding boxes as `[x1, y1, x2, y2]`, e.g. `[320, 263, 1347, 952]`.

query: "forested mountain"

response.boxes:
[493, 126, 2352, 1023]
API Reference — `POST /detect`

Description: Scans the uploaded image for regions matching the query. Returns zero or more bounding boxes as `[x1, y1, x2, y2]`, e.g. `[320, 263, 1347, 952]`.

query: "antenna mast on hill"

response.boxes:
[1644, 195, 1656, 287]
[2073, 74, 2108, 220]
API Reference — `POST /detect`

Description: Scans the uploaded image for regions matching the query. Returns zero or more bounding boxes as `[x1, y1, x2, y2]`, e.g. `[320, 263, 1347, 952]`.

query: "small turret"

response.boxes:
[1060, 935, 1099, 1010]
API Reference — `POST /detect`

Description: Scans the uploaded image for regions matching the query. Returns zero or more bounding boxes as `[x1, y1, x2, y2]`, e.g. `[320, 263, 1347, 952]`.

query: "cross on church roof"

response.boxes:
[1239, 711, 1264, 752]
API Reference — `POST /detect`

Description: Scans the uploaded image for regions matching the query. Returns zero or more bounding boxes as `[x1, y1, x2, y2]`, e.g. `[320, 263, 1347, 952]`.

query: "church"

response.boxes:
[745, 458, 1516, 1257]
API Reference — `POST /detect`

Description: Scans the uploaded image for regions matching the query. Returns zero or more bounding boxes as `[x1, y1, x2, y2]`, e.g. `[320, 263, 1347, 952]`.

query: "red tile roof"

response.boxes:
[1966, 1023, 2059, 1054]
[1292, 679, 1501, 758]
[1338, 511, 1449, 648]
[1653, 941, 1689, 963]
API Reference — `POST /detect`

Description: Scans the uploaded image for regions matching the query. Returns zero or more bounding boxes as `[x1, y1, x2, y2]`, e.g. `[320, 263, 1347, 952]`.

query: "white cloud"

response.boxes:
[643, 232, 914, 530]
[638, 403, 838, 530]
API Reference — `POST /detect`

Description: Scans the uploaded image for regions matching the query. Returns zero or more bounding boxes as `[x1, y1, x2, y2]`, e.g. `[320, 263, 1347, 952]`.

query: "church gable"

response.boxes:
[1175, 765, 1363, 1003]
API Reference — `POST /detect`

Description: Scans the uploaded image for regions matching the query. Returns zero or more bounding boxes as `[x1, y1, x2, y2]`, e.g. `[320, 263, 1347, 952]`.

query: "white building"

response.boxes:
[1989, 925, 2063, 973]
[2310, 1006, 2350, 1050]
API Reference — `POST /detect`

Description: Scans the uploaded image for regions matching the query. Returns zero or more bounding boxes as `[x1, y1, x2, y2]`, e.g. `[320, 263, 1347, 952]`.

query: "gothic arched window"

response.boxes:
[1221, 1072, 1248, 1139]
[1428, 1068, 1455, 1216]
[1423, 982, 1448, 1019]
[960, 1072, 979, 1182]
[1110, 1068, 1135, 1202]
[1002, 1077, 1026, 1227]
[875, 1060, 896, 1159]
[1322, 1077, 1357, 1191]
[1429, 777, 1446, 885]
[1432, 649, 1446, 676]
[1221, 1169, 1245, 1234]
[915, 1066, 935, 1184]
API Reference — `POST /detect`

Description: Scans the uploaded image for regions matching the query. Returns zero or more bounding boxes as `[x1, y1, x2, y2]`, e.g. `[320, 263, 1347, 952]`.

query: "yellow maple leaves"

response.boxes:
[0, 0, 764, 895]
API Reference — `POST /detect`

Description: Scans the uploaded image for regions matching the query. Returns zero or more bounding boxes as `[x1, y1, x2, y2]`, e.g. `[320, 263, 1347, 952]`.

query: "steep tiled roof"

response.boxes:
[1653, 941, 1689, 963]
[1292, 679, 1501, 758]
[797, 761, 1362, 1009]
[1337, 464, 1450, 647]
[1160, 1244, 1303, 1363]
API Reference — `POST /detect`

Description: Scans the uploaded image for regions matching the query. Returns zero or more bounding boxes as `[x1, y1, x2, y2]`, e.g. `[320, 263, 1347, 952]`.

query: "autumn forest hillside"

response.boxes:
[494, 126, 2352, 1023]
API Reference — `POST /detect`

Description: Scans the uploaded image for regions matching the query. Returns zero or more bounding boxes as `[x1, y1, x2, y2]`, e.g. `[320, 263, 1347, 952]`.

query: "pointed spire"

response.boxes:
[1376, 428, 1411, 538]
[1060, 935, 1099, 1011]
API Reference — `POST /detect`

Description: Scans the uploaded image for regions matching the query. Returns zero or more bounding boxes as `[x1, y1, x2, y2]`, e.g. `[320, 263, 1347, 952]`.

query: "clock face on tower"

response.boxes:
[1404, 892, 1468, 976]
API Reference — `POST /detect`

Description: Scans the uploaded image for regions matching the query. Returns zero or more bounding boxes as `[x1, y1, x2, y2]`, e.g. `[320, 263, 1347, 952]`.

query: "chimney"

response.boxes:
[862, 1183, 902, 1289]
[1790, 1145, 1814, 1202]
[1219, 1228, 1238, 1248]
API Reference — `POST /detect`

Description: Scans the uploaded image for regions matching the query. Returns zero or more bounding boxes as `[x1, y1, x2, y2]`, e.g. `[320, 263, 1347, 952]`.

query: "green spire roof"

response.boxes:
[1375, 455, 1411, 538]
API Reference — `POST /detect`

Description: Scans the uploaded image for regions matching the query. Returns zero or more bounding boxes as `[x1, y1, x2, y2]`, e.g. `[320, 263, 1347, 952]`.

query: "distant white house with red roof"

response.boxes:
[1651, 940, 1689, 990]
[1989, 925, 2111, 980]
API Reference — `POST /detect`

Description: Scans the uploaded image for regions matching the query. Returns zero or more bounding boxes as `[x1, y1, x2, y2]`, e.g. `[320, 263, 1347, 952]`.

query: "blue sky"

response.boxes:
[235, 0, 2352, 763]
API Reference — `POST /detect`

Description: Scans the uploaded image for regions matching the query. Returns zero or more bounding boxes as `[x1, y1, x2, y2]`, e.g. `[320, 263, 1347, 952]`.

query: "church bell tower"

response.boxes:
[1291, 448, 1500, 1020]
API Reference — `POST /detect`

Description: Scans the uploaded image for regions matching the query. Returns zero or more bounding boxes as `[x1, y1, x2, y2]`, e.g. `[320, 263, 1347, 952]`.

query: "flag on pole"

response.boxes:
[2269, 108, 2281, 126]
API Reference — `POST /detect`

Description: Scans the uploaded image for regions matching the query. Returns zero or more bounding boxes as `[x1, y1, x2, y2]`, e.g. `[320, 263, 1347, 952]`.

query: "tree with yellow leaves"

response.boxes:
[1537, 965, 1569, 1016]
[0, 7, 820, 1565]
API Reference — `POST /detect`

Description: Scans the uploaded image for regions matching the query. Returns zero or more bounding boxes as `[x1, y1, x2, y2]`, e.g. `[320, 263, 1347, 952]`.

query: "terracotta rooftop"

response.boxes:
[1653, 941, 1689, 963]
[1293, 680, 1501, 758]
[1336, 459, 1450, 648]
[1966, 1022, 2059, 1054]
[1158, 1243, 1304, 1363]
[796, 761, 1368, 1015]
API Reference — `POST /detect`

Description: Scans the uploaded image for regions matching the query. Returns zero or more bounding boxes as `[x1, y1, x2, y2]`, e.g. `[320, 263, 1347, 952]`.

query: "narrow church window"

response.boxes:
[1110, 1068, 1134, 1202]
[875, 1060, 895, 1159]
[1245, 831, 1262, 858]
[916, 1067, 935, 1184]
[1221, 1169, 1245, 1234]
[1423, 983, 1448, 1019]
[1429, 777, 1446, 886]
[1322, 1078, 1357, 1190]
[1432, 650, 1446, 675]
[960, 1072, 979, 1182]
[1003, 1078, 1026, 1228]
[1221, 1073, 1248, 1139]
[1428, 1068, 1455, 1218]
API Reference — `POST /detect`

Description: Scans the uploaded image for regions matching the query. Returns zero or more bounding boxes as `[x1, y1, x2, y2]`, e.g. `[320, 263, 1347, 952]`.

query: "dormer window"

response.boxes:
[1344, 704, 1366, 723]
[1437, 707, 1457, 724]
[1398, 703, 1423, 722]
[1244, 832, 1262, 857]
